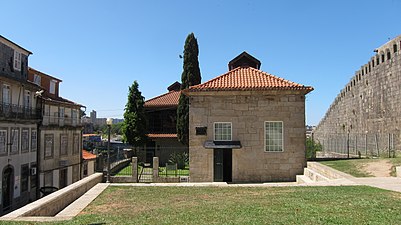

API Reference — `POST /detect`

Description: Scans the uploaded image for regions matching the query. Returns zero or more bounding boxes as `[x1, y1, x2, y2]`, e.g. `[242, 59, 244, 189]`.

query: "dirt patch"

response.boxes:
[360, 160, 393, 177]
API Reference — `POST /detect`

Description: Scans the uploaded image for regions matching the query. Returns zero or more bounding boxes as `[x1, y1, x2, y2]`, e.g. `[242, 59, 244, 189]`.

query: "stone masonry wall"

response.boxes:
[189, 90, 307, 182]
[314, 35, 401, 153]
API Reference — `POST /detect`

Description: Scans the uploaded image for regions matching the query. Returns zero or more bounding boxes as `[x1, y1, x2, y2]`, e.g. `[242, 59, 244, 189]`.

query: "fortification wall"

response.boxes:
[314, 35, 401, 153]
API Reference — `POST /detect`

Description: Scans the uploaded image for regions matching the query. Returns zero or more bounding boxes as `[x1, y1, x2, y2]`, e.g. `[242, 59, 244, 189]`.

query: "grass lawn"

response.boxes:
[320, 159, 374, 177]
[320, 157, 401, 177]
[3, 186, 401, 225]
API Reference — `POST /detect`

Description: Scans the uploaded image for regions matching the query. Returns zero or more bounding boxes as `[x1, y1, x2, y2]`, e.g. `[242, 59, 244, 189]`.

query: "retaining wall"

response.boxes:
[2, 173, 102, 218]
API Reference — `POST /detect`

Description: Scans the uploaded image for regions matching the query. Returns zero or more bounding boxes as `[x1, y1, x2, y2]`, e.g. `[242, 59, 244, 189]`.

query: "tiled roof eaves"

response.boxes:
[188, 86, 314, 92]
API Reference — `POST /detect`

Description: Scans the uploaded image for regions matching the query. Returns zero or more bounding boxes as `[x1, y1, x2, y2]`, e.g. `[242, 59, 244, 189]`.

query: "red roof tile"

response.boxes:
[145, 90, 181, 108]
[82, 150, 97, 160]
[147, 133, 177, 138]
[187, 67, 313, 93]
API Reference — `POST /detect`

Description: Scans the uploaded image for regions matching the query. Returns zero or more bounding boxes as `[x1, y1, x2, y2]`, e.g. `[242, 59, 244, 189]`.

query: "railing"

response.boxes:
[315, 132, 398, 158]
[42, 115, 81, 126]
[0, 103, 40, 120]
[158, 164, 189, 177]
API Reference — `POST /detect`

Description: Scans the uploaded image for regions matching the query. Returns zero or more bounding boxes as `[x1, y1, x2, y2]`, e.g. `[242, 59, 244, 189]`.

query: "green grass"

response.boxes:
[3, 186, 401, 225]
[320, 159, 374, 177]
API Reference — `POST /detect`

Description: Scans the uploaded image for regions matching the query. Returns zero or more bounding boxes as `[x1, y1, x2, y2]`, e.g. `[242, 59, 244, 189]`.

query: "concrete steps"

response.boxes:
[296, 162, 355, 184]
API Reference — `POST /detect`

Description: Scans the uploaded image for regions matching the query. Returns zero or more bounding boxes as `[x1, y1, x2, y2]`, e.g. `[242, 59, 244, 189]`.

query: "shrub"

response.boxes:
[306, 137, 322, 159]
[168, 152, 189, 169]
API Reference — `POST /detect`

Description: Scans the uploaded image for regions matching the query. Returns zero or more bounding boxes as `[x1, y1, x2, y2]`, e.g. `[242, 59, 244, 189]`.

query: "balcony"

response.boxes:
[42, 115, 81, 127]
[0, 102, 41, 120]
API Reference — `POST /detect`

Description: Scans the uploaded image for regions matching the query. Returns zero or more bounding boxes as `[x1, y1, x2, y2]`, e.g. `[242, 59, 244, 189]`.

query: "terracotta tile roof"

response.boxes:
[145, 90, 181, 108]
[147, 133, 177, 138]
[187, 67, 313, 93]
[82, 150, 97, 160]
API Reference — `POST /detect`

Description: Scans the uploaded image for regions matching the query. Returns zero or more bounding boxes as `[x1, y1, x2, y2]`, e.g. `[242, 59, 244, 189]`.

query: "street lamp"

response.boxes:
[106, 118, 113, 183]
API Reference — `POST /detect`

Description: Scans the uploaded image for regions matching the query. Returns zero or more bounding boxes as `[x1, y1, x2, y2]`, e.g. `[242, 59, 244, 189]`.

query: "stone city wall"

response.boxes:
[314, 35, 401, 155]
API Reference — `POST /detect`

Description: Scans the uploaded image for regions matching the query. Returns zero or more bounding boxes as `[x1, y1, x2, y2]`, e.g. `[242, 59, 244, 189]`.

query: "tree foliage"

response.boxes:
[306, 137, 322, 159]
[177, 33, 201, 145]
[122, 81, 147, 147]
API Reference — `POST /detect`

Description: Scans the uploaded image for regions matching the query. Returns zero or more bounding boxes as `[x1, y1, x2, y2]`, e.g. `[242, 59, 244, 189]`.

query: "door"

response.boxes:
[214, 149, 224, 181]
[2, 167, 14, 211]
[214, 149, 232, 182]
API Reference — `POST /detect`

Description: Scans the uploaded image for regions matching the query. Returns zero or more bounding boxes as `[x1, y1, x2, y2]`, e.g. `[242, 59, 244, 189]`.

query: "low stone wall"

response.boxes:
[111, 176, 137, 183]
[306, 162, 354, 180]
[154, 177, 180, 183]
[2, 173, 103, 218]
[110, 158, 131, 175]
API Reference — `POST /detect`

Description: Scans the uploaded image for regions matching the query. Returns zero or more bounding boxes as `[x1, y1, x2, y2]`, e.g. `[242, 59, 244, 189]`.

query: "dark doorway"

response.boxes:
[213, 149, 232, 182]
[59, 169, 67, 189]
[2, 166, 14, 212]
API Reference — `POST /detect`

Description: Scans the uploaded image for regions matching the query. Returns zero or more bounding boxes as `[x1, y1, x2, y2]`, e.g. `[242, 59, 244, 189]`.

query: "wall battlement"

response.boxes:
[314, 35, 401, 153]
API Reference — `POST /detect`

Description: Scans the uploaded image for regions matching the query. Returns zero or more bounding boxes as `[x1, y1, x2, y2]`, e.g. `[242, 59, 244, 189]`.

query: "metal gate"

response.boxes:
[138, 163, 153, 183]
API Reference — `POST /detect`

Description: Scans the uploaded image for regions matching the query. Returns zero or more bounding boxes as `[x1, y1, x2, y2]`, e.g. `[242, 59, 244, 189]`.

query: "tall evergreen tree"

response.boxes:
[122, 81, 147, 147]
[177, 33, 202, 145]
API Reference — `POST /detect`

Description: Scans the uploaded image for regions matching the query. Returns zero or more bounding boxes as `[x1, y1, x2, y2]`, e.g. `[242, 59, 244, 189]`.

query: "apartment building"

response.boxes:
[0, 36, 40, 215]
[28, 68, 84, 192]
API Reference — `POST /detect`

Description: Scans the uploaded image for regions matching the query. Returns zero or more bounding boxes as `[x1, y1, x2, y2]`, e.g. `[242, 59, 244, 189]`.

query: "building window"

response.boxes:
[59, 107, 65, 125]
[21, 164, 29, 193]
[0, 129, 7, 155]
[265, 121, 283, 152]
[44, 171, 53, 187]
[44, 134, 54, 158]
[387, 51, 391, 60]
[60, 134, 68, 156]
[13, 50, 22, 71]
[72, 109, 77, 125]
[24, 91, 31, 109]
[381, 54, 385, 63]
[394, 44, 398, 53]
[31, 130, 37, 152]
[33, 74, 41, 86]
[3, 84, 11, 105]
[10, 128, 19, 154]
[73, 134, 79, 154]
[21, 128, 29, 153]
[49, 80, 56, 94]
[214, 122, 232, 141]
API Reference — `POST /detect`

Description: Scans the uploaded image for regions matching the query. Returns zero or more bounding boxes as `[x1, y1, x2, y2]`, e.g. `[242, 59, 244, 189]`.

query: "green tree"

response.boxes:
[177, 33, 202, 145]
[306, 137, 322, 159]
[122, 81, 147, 147]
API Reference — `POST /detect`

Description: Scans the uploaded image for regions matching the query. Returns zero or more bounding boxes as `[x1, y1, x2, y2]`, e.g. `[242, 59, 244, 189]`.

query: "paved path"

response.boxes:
[351, 177, 401, 193]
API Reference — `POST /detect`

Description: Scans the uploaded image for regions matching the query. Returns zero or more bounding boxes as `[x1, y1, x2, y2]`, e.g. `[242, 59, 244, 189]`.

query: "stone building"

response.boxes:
[27, 68, 84, 192]
[144, 82, 187, 165]
[0, 36, 40, 215]
[184, 52, 313, 182]
[314, 35, 401, 154]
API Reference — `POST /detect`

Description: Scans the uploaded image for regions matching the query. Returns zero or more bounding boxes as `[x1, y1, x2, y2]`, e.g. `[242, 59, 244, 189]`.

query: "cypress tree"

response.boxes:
[177, 33, 201, 145]
[122, 81, 147, 147]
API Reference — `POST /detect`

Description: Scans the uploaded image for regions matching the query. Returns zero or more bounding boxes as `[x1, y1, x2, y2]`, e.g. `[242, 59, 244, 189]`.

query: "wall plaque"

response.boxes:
[195, 127, 207, 135]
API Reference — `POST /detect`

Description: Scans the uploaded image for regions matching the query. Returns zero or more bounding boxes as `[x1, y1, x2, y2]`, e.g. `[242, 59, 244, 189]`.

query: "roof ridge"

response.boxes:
[190, 67, 243, 89]
[187, 66, 313, 93]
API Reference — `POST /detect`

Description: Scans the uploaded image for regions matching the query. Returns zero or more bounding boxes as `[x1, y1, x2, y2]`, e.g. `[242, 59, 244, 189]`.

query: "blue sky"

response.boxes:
[1, 0, 401, 125]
